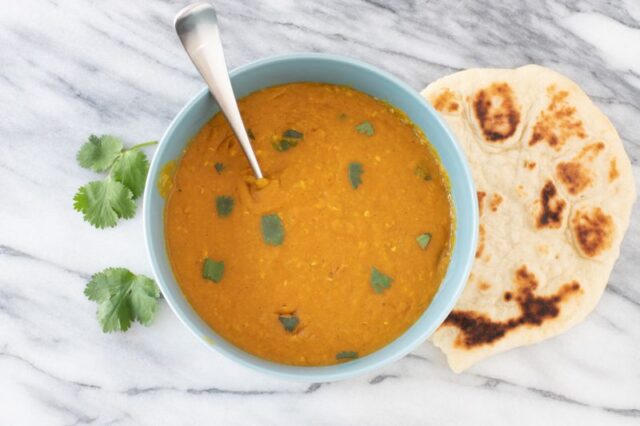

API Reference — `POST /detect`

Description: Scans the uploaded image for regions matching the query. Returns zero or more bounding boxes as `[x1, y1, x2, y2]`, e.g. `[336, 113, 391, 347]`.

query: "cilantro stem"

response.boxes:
[128, 140, 158, 151]
[106, 140, 157, 179]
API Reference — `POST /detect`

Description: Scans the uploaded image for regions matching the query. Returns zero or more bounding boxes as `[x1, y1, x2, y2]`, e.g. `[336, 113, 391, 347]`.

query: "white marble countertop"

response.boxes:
[2, 0, 639, 424]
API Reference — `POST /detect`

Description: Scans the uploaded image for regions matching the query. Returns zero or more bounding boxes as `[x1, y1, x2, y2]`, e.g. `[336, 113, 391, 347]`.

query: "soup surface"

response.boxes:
[164, 83, 453, 365]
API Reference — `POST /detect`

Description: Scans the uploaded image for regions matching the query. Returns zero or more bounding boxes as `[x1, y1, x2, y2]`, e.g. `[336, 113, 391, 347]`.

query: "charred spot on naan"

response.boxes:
[609, 158, 619, 182]
[536, 181, 566, 229]
[431, 89, 461, 113]
[556, 161, 591, 195]
[523, 160, 536, 170]
[475, 224, 486, 259]
[578, 141, 605, 159]
[477, 191, 486, 216]
[444, 266, 581, 348]
[513, 267, 581, 328]
[529, 85, 586, 150]
[478, 191, 502, 215]
[571, 207, 614, 258]
[555, 142, 605, 196]
[473, 83, 520, 142]
[478, 281, 491, 291]
[489, 193, 503, 212]
[515, 265, 538, 291]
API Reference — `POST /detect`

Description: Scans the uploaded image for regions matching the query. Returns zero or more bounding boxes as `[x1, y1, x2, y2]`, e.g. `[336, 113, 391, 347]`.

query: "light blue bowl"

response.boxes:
[144, 53, 477, 381]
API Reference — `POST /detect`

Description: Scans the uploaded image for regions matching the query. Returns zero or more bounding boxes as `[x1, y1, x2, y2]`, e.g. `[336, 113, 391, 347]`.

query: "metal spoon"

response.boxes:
[175, 2, 263, 179]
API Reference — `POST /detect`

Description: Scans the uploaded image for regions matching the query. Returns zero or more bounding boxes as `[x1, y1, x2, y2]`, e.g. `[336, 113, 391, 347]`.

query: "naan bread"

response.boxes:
[422, 65, 636, 372]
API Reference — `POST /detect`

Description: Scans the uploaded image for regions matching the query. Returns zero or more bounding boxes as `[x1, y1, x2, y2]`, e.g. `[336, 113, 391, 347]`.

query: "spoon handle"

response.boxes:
[175, 2, 263, 179]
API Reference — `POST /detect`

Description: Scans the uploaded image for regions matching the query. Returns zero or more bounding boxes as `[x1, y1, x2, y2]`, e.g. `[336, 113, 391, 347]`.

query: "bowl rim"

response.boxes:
[143, 52, 478, 381]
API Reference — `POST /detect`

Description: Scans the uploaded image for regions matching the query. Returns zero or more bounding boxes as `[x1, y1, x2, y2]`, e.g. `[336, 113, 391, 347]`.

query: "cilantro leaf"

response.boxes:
[355, 121, 374, 136]
[336, 351, 358, 360]
[415, 165, 432, 181]
[73, 136, 157, 228]
[261, 214, 285, 245]
[215, 195, 234, 217]
[370, 267, 393, 294]
[84, 267, 160, 332]
[111, 149, 149, 198]
[73, 180, 136, 228]
[348, 162, 364, 189]
[273, 129, 303, 152]
[416, 233, 432, 249]
[203, 258, 225, 282]
[282, 129, 303, 139]
[214, 162, 224, 174]
[278, 314, 299, 333]
[273, 139, 299, 152]
[128, 276, 160, 325]
[77, 135, 123, 172]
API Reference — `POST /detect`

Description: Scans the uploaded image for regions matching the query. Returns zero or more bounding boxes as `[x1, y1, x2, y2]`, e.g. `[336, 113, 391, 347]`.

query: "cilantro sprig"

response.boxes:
[73, 135, 157, 228]
[84, 267, 160, 332]
[75, 135, 162, 333]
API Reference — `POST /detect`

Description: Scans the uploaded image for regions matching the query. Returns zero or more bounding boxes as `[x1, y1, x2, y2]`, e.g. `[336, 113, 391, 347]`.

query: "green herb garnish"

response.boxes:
[77, 135, 123, 171]
[416, 233, 432, 250]
[348, 162, 364, 189]
[73, 135, 156, 228]
[202, 258, 225, 283]
[282, 129, 303, 139]
[273, 139, 299, 152]
[84, 267, 160, 332]
[111, 149, 150, 198]
[73, 180, 137, 229]
[77, 136, 161, 333]
[247, 128, 255, 140]
[336, 351, 358, 360]
[273, 129, 303, 152]
[216, 195, 234, 217]
[214, 162, 224, 174]
[355, 120, 374, 136]
[415, 165, 432, 181]
[370, 267, 393, 294]
[261, 214, 285, 245]
[278, 315, 299, 333]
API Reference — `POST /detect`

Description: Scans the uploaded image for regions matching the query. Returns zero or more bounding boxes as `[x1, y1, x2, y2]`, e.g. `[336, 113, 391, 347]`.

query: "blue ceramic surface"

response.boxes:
[143, 53, 478, 381]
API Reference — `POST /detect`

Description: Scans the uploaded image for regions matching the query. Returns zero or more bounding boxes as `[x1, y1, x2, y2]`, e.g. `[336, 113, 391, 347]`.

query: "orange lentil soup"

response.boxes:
[163, 83, 453, 365]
